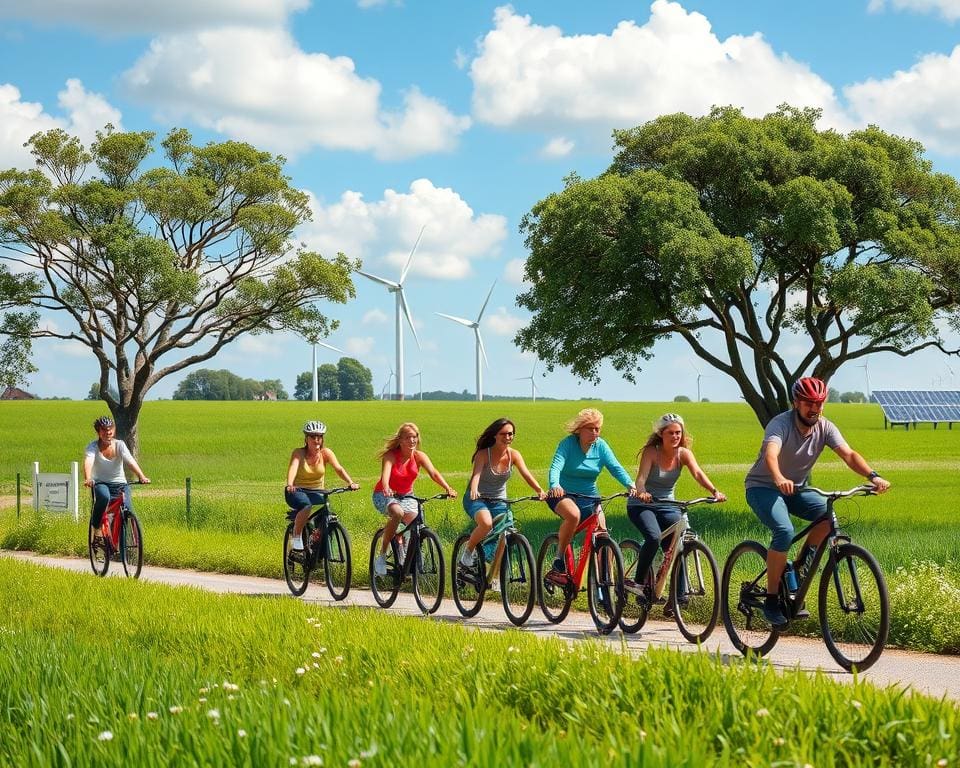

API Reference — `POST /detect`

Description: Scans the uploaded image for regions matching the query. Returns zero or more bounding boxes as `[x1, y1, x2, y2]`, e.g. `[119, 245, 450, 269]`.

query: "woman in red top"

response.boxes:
[372, 421, 456, 576]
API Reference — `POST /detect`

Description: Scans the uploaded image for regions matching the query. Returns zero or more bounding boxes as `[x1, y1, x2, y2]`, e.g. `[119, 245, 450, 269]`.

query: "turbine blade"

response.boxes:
[476, 280, 497, 322]
[357, 270, 399, 290]
[315, 341, 344, 354]
[400, 225, 426, 284]
[436, 312, 475, 328]
[476, 329, 488, 367]
[399, 289, 421, 350]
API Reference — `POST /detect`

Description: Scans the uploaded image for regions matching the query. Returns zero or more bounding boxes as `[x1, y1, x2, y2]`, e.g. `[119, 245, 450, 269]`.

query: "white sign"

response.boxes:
[33, 462, 79, 520]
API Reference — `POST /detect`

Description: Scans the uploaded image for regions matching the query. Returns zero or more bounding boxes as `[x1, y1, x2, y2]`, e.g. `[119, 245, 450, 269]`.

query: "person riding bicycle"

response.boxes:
[545, 408, 637, 585]
[83, 416, 150, 543]
[744, 376, 890, 628]
[372, 422, 456, 577]
[285, 420, 359, 552]
[624, 413, 725, 604]
[458, 418, 546, 578]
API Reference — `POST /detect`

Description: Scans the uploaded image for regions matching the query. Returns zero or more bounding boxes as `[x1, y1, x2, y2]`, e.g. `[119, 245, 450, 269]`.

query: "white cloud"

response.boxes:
[454, 48, 469, 70]
[540, 136, 574, 158]
[301, 179, 508, 280]
[0, 0, 306, 35]
[362, 308, 389, 325]
[503, 258, 528, 285]
[122, 27, 469, 159]
[0, 79, 121, 169]
[486, 306, 525, 336]
[470, 2, 849, 135]
[845, 46, 960, 155]
[346, 336, 375, 357]
[867, 0, 960, 21]
[235, 335, 282, 357]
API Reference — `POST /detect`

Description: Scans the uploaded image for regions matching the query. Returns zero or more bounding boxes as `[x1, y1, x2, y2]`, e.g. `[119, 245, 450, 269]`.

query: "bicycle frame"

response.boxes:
[391, 493, 448, 581]
[288, 487, 352, 566]
[562, 492, 627, 591]
[473, 496, 538, 586]
[100, 494, 127, 550]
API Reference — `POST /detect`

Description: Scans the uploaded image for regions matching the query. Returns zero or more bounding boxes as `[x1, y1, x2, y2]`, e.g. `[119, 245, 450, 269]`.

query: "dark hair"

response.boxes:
[472, 418, 514, 460]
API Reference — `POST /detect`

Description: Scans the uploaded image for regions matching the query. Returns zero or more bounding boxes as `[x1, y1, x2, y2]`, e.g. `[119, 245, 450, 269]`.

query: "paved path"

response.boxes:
[5, 550, 959, 702]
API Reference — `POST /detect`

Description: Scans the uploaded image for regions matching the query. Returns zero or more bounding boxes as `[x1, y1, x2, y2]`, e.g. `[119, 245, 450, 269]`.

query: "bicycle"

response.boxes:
[619, 497, 722, 643]
[536, 492, 627, 635]
[451, 496, 539, 626]
[88, 482, 145, 579]
[721, 485, 890, 672]
[282, 487, 356, 600]
[369, 492, 450, 615]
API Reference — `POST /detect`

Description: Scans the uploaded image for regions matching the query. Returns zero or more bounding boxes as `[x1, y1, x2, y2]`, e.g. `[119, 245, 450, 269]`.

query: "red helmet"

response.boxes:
[791, 377, 828, 403]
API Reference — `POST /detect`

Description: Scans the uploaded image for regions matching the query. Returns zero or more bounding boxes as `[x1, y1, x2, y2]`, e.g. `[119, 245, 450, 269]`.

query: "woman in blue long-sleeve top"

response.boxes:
[545, 408, 636, 584]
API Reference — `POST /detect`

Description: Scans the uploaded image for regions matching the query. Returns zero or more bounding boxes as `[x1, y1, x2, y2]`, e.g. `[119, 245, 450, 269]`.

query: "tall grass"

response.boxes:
[1, 557, 957, 767]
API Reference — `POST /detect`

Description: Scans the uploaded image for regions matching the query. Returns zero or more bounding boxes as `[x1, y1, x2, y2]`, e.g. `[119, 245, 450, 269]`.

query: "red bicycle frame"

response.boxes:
[98, 493, 126, 549]
[562, 513, 603, 590]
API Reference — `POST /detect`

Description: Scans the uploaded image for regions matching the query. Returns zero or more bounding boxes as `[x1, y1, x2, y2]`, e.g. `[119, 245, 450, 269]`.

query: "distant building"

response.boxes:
[0, 386, 37, 400]
[255, 390, 277, 401]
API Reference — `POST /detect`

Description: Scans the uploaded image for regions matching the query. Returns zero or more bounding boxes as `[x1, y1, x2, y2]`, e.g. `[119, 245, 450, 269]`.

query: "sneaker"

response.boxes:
[396, 539, 407, 566]
[291, 535, 304, 551]
[623, 578, 643, 596]
[544, 568, 570, 586]
[373, 554, 387, 577]
[762, 597, 789, 628]
[460, 547, 476, 567]
[488, 578, 500, 594]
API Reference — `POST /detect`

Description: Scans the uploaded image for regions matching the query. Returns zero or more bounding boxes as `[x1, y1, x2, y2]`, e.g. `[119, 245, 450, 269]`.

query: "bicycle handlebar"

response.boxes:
[803, 484, 877, 500]
[667, 497, 723, 508]
[396, 492, 453, 503]
[479, 495, 542, 505]
[564, 491, 631, 502]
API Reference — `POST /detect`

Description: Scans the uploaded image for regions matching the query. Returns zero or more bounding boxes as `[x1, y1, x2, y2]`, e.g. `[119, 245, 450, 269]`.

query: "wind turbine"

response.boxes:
[357, 226, 425, 400]
[411, 370, 423, 401]
[689, 360, 703, 403]
[308, 339, 343, 402]
[380, 368, 395, 401]
[436, 281, 496, 402]
[857, 360, 871, 401]
[515, 359, 540, 402]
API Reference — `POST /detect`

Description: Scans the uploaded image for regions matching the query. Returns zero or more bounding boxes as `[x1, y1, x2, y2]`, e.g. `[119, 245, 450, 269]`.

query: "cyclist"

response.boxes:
[624, 413, 725, 605]
[745, 376, 890, 628]
[83, 416, 150, 543]
[458, 418, 546, 579]
[284, 420, 359, 552]
[545, 408, 636, 585]
[372, 422, 456, 576]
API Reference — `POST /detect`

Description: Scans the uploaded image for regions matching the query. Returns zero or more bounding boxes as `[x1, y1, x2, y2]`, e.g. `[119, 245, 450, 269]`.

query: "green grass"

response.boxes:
[2, 399, 960, 652]
[1, 557, 958, 767]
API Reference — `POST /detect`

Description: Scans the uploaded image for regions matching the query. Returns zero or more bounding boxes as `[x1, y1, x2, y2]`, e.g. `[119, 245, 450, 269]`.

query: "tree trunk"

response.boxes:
[111, 401, 143, 457]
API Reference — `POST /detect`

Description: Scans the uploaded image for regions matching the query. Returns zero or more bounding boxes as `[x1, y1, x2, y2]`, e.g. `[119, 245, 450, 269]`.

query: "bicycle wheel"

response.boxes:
[323, 520, 352, 601]
[412, 528, 445, 614]
[120, 512, 144, 579]
[451, 534, 486, 617]
[500, 532, 536, 626]
[587, 537, 624, 635]
[536, 534, 574, 623]
[721, 540, 779, 657]
[618, 538, 650, 633]
[369, 529, 401, 608]
[670, 539, 719, 643]
[819, 543, 889, 672]
[88, 523, 109, 577]
[283, 523, 312, 596]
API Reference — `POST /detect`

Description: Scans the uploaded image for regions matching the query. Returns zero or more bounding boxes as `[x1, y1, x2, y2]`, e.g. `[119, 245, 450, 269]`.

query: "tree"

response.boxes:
[516, 106, 960, 426]
[86, 381, 119, 401]
[293, 371, 312, 401]
[0, 126, 356, 452]
[172, 369, 286, 400]
[840, 390, 867, 403]
[337, 357, 373, 400]
[258, 378, 288, 401]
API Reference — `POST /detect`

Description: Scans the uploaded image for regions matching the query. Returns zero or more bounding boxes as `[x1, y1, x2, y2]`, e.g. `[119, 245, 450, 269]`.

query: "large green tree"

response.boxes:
[337, 357, 373, 400]
[516, 106, 960, 425]
[0, 126, 355, 451]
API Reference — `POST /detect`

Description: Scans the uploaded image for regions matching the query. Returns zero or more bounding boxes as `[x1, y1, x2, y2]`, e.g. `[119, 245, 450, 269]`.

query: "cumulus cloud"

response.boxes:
[362, 308, 389, 325]
[541, 136, 574, 158]
[0, 0, 306, 35]
[845, 47, 960, 155]
[503, 258, 528, 285]
[867, 0, 960, 21]
[122, 26, 469, 159]
[469, 1, 848, 135]
[0, 79, 122, 169]
[486, 306, 525, 336]
[301, 179, 508, 280]
[346, 337, 376, 357]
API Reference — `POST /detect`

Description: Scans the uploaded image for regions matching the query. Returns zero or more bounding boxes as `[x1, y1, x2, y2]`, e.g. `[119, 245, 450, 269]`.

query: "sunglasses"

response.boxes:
[499, 430, 515, 437]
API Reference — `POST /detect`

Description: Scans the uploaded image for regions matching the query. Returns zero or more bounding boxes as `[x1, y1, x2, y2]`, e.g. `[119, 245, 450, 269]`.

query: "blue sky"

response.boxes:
[2, 0, 960, 401]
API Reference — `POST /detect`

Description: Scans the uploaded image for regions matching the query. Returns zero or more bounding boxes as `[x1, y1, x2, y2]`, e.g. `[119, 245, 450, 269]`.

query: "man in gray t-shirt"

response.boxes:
[744, 377, 890, 628]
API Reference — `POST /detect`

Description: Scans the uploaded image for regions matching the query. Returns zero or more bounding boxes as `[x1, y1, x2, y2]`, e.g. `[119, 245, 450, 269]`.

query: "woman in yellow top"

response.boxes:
[285, 420, 359, 550]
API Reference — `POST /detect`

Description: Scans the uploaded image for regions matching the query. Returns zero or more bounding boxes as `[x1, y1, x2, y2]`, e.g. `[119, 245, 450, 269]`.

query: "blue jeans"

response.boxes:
[746, 486, 827, 553]
[90, 482, 130, 528]
[626, 503, 681, 582]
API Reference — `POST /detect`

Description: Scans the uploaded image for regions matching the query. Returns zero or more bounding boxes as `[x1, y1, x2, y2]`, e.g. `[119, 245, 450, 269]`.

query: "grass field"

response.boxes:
[2, 399, 959, 652]
[2, 557, 957, 767]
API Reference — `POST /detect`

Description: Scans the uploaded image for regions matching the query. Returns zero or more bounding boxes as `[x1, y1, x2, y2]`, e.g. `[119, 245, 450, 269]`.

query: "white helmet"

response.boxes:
[303, 420, 327, 435]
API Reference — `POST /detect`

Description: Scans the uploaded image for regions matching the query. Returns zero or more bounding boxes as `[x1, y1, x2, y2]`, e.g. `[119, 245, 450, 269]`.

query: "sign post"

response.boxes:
[33, 461, 79, 521]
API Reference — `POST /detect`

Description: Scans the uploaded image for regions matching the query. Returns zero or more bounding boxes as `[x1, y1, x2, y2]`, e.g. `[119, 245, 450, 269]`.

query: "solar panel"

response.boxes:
[871, 390, 960, 425]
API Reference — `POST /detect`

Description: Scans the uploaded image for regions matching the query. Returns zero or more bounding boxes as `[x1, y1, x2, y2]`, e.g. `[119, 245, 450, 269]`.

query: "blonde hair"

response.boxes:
[377, 422, 421, 458]
[565, 408, 604, 434]
[640, 412, 692, 453]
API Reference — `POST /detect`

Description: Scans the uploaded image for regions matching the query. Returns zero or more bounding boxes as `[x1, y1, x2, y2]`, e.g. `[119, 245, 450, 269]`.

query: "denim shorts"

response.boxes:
[746, 485, 827, 552]
[462, 495, 510, 521]
[285, 488, 328, 511]
[546, 494, 598, 522]
[372, 491, 418, 517]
